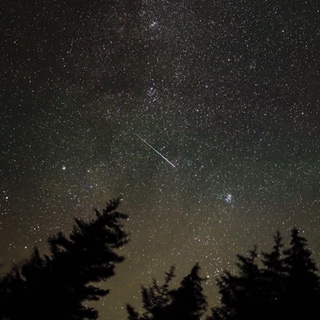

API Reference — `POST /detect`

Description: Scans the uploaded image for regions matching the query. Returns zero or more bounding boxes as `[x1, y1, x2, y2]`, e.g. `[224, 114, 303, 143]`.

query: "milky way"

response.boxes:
[1, 1, 320, 319]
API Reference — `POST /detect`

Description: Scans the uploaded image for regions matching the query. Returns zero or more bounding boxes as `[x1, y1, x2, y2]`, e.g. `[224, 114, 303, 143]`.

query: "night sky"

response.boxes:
[1, 0, 320, 319]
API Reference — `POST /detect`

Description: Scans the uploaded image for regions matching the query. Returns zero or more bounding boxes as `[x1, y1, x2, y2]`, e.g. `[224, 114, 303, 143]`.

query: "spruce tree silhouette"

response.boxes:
[126, 265, 175, 320]
[126, 263, 207, 320]
[259, 230, 286, 319]
[208, 246, 264, 320]
[281, 227, 320, 319]
[0, 198, 129, 320]
[167, 262, 207, 320]
[207, 228, 320, 320]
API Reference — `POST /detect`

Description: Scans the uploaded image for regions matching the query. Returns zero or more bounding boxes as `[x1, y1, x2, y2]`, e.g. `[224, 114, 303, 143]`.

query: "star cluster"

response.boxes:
[1, 0, 320, 319]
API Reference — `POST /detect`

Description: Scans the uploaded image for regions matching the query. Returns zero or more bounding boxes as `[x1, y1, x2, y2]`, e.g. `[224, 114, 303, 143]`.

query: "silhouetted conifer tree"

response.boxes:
[209, 246, 264, 320]
[281, 227, 320, 319]
[207, 228, 320, 320]
[0, 198, 129, 320]
[167, 262, 207, 320]
[261, 231, 284, 273]
[257, 230, 287, 319]
[126, 265, 175, 320]
[127, 263, 207, 320]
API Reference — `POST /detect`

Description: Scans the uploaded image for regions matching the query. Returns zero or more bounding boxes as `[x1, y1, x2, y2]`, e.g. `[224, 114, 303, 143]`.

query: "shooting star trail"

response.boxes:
[135, 133, 176, 168]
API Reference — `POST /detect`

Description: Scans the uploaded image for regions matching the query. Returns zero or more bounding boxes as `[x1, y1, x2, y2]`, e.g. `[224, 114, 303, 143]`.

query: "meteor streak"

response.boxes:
[135, 133, 176, 168]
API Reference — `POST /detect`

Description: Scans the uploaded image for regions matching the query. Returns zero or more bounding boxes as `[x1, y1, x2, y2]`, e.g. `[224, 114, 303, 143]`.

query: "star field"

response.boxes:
[1, 0, 320, 319]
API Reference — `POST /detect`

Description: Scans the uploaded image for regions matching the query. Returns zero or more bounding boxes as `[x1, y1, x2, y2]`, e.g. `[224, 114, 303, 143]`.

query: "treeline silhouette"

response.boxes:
[0, 199, 128, 320]
[0, 199, 319, 320]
